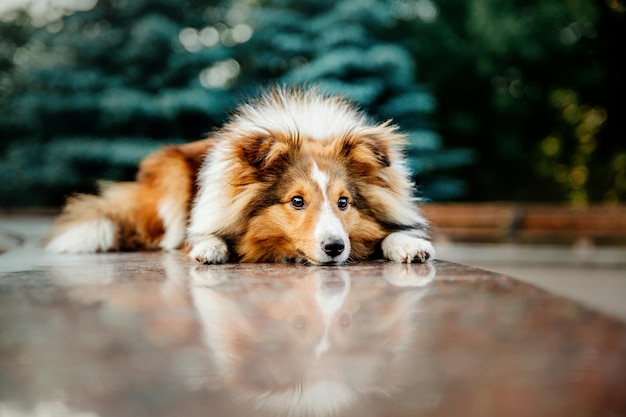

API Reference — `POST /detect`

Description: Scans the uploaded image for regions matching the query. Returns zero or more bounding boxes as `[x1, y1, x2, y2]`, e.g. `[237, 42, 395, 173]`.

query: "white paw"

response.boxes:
[189, 235, 229, 264]
[381, 233, 435, 264]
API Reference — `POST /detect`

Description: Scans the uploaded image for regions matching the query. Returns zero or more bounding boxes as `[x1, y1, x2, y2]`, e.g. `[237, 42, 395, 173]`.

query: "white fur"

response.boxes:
[157, 198, 186, 251]
[381, 232, 435, 263]
[187, 150, 234, 239]
[186, 143, 251, 263]
[234, 90, 368, 142]
[45, 219, 117, 253]
[311, 163, 350, 264]
[189, 234, 229, 264]
[311, 161, 329, 191]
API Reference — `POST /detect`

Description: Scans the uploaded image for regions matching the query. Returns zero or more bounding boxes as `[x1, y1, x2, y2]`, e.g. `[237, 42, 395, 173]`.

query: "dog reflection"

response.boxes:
[190, 263, 435, 416]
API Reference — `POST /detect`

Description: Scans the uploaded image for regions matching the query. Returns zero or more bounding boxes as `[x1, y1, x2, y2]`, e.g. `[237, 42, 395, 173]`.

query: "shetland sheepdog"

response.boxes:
[45, 87, 434, 265]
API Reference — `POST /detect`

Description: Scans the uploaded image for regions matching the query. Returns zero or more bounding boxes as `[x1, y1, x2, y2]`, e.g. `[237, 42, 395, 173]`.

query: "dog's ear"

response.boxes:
[239, 134, 300, 173]
[335, 123, 404, 175]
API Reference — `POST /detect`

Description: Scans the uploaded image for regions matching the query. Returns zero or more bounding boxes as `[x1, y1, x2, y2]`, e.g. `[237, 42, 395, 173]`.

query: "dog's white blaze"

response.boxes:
[311, 163, 350, 262]
[311, 162, 329, 192]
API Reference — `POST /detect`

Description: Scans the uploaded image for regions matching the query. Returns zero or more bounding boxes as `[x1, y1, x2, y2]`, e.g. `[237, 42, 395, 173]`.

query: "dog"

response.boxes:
[45, 87, 435, 265]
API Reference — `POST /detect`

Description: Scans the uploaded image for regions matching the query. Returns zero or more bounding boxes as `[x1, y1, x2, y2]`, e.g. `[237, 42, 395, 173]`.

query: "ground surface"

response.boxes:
[0, 216, 625, 417]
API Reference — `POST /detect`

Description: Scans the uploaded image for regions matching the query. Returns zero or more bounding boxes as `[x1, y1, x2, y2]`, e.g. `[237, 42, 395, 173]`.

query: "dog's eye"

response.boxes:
[337, 196, 349, 211]
[290, 196, 306, 209]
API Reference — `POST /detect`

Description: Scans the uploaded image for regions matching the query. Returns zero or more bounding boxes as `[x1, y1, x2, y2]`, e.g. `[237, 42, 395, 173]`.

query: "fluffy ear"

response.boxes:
[334, 122, 405, 175]
[239, 134, 300, 172]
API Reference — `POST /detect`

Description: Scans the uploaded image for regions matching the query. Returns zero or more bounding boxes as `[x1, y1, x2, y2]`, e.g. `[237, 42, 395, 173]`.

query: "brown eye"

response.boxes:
[337, 196, 349, 210]
[290, 196, 306, 209]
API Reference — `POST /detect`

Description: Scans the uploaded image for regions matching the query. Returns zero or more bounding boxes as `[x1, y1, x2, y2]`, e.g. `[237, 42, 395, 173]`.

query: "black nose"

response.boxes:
[322, 239, 345, 258]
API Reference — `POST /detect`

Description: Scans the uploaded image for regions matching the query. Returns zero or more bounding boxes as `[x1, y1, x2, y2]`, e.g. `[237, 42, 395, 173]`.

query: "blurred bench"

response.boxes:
[421, 204, 626, 246]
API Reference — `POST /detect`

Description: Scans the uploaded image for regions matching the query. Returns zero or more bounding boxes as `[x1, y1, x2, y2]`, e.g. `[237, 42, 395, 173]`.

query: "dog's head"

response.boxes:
[197, 87, 424, 264]
[236, 138, 361, 264]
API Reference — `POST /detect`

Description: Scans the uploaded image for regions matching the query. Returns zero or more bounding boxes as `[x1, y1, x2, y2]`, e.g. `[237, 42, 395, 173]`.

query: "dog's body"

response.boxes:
[45, 87, 434, 265]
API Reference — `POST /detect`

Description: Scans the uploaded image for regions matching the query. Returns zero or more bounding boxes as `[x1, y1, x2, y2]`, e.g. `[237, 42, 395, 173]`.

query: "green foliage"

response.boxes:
[0, 0, 623, 206]
[406, 0, 625, 202]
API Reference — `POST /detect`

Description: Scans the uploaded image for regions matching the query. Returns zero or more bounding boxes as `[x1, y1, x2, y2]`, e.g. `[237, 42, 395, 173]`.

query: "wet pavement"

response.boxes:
[0, 218, 625, 417]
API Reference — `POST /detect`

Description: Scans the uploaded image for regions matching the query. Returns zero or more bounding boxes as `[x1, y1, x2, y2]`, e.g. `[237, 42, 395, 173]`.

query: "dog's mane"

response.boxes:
[227, 87, 370, 142]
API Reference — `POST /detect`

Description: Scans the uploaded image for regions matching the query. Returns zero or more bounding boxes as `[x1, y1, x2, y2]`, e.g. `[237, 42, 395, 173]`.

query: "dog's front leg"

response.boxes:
[381, 231, 435, 263]
[188, 235, 230, 264]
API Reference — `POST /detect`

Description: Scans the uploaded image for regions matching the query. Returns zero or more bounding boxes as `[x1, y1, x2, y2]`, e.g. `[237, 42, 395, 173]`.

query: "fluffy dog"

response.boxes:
[45, 87, 434, 265]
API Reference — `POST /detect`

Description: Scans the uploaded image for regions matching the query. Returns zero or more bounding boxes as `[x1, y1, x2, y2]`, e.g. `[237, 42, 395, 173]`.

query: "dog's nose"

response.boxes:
[322, 239, 345, 258]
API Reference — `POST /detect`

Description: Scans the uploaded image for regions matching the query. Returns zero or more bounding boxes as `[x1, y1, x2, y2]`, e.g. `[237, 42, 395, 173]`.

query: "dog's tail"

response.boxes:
[44, 181, 163, 253]
[44, 140, 212, 254]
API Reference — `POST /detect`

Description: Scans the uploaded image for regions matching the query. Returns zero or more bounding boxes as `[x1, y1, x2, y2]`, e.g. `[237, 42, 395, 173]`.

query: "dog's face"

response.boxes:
[231, 133, 391, 265]
[241, 158, 353, 264]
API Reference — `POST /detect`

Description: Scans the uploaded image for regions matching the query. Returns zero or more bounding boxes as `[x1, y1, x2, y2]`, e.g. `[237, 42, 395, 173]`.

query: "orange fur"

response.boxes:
[45, 139, 211, 252]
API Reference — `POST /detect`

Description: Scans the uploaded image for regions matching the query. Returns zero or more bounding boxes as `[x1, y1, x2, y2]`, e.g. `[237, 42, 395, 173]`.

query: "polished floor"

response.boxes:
[1, 217, 625, 417]
[436, 242, 626, 321]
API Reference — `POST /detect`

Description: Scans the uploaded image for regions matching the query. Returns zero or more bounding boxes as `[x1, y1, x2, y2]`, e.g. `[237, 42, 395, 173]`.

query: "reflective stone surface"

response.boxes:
[1, 247, 626, 417]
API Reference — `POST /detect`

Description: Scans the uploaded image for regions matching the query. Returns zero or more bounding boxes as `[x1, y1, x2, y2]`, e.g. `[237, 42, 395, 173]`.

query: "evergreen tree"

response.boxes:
[0, 0, 466, 207]
[0, 0, 235, 206]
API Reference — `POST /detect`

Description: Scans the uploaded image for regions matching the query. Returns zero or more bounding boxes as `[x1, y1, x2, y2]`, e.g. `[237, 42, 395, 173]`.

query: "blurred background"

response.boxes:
[0, 0, 624, 207]
[0, 0, 625, 318]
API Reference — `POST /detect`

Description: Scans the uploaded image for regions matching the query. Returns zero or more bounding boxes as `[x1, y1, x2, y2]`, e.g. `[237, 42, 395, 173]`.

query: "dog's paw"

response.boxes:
[189, 235, 229, 264]
[381, 233, 435, 264]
